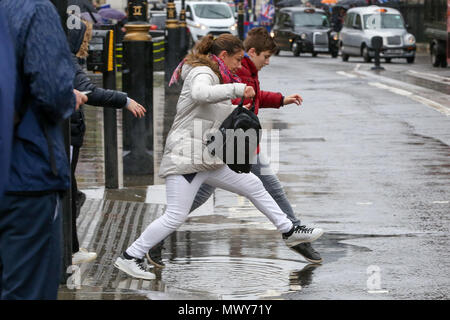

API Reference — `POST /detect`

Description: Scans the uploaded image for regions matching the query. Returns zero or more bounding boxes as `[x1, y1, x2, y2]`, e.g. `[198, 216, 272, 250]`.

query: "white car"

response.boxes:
[339, 6, 416, 63]
[177, 1, 238, 47]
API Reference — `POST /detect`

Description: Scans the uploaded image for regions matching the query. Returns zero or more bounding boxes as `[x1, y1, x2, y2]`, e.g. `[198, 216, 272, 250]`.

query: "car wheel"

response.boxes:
[342, 53, 349, 62]
[441, 59, 448, 68]
[292, 43, 300, 57]
[385, 58, 391, 63]
[274, 48, 280, 56]
[312, 52, 318, 57]
[362, 46, 371, 63]
[406, 56, 415, 64]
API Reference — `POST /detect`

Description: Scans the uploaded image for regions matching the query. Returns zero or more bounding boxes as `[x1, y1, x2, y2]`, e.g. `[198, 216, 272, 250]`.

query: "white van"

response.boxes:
[176, 1, 238, 47]
[339, 6, 416, 63]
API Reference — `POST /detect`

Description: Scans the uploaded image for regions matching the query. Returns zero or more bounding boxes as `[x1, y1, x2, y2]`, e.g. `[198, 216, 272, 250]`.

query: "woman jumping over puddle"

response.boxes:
[114, 34, 323, 280]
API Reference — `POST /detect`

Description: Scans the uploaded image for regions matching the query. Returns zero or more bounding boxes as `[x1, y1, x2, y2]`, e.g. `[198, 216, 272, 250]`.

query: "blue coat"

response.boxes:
[0, 9, 16, 199]
[0, 0, 76, 193]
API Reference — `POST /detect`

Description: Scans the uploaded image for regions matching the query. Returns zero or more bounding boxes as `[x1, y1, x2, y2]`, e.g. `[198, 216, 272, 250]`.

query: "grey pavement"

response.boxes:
[60, 52, 449, 300]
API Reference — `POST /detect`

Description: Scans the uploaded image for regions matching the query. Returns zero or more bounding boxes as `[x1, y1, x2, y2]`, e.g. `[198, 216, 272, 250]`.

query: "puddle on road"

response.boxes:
[59, 209, 410, 300]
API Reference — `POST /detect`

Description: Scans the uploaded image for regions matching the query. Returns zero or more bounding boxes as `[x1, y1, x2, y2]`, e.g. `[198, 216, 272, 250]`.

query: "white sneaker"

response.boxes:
[283, 225, 324, 247]
[114, 254, 156, 280]
[72, 248, 97, 265]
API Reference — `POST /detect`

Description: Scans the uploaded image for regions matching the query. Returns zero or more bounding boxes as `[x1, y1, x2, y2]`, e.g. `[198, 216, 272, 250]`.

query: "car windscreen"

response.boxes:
[292, 12, 330, 27]
[193, 4, 233, 19]
[363, 14, 404, 29]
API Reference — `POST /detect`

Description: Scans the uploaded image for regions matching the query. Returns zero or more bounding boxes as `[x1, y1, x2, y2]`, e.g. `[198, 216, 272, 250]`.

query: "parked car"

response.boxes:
[148, 11, 166, 38]
[178, 1, 238, 47]
[271, 7, 339, 57]
[339, 6, 416, 63]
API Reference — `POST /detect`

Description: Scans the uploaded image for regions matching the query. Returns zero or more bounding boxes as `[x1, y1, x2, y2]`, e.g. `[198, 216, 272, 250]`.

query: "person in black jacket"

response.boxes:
[68, 19, 146, 265]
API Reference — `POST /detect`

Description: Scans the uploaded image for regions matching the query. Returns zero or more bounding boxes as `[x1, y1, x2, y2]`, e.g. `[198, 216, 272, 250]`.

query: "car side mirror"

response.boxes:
[405, 23, 411, 30]
[186, 12, 191, 19]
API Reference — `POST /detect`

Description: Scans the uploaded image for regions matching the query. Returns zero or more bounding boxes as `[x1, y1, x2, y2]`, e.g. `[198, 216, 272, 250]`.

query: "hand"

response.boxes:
[243, 86, 255, 99]
[126, 98, 146, 118]
[243, 103, 252, 110]
[73, 89, 88, 110]
[283, 94, 303, 106]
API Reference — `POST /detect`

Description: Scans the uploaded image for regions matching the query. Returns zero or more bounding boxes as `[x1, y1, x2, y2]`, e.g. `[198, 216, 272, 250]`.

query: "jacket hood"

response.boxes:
[68, 16, 87, 54]
[181, 63, 194, 81]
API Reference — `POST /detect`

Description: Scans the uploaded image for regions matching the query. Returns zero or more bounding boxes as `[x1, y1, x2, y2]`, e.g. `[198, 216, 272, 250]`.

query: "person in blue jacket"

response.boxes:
[0, 8, 16, 202]
[0, 0, 87, 300]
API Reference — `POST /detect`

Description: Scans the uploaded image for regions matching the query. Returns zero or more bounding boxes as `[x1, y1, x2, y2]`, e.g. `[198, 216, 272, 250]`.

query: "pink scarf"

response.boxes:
[169, 54, 241, 86]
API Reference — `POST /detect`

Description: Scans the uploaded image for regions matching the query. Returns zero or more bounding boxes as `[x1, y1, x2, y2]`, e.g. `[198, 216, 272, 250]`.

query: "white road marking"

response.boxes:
[337, 71, 357, 78]
[357, 202, 373, 205]
[368, 82, 450, 116]
[407, 70, 450, 84]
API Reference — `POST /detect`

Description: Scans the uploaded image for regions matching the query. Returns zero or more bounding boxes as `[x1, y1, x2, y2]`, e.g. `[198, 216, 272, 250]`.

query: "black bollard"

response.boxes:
[178, 0, 189, 61]
[89, 27, 120, 189]
[165, 0, 179, 86]
[237, 0, 245, 40]
[371, 36, 385, 71]
[163, 0, 181, 145]
[127, 0, 148, 22]
[122, 2, 154, 183]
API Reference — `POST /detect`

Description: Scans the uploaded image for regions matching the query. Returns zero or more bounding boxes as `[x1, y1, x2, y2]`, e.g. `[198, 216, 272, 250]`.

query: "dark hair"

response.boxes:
[243, 27, 278, 55]
[194, 34, 244, 56]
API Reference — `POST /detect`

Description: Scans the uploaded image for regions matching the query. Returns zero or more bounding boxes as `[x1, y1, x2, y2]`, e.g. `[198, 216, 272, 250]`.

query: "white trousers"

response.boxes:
[126, 165, 294, 259]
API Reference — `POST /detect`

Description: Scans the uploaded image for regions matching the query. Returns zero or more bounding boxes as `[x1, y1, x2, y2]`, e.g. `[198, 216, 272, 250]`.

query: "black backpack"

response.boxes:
[206, 98, 262, 174]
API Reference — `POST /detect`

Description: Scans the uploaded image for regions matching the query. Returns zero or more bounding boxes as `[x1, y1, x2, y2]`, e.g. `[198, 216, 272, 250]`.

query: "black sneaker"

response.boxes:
[290, 242, 322, 264]
[145, 241, 166, 268]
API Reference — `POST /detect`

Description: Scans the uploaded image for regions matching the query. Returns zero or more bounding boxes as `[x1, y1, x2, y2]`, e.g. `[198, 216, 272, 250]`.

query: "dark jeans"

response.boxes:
[71, 145, 80, 254]
[0, 193, 62, 300]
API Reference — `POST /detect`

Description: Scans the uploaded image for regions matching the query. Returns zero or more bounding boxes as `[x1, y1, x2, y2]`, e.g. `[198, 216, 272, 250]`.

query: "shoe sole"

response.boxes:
[114, 259, 156, 280]
[146, 253, 166, 268]
[285, 229, 324, 247]
[72, 254, 97, 265]
[288, 246, 323, 264]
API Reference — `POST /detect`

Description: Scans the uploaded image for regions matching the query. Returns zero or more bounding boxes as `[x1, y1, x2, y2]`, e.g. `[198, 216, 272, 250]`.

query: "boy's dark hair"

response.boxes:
[243, 27, 278, 55]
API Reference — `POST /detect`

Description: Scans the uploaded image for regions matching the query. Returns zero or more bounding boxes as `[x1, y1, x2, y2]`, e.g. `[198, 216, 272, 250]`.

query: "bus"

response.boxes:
[424, 0, 449, 67]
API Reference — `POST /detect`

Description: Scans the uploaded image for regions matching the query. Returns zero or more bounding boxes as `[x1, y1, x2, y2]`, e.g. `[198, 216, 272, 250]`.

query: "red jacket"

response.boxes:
[232, 56, 284, 115]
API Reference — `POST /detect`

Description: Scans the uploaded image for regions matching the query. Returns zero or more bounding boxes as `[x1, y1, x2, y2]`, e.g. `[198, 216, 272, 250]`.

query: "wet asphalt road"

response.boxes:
[174, 52, 450, 300]
[62, 52, 449, 300]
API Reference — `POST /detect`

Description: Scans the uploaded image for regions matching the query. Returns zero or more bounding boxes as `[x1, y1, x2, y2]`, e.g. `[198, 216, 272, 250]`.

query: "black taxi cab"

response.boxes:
[270, 7, 339, 57]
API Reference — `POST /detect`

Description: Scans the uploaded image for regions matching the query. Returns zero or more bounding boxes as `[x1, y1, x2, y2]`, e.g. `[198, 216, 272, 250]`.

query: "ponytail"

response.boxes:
[194, 34, 215, 55]
[184, 34, 244, 82]
[193, 34, 244, 56]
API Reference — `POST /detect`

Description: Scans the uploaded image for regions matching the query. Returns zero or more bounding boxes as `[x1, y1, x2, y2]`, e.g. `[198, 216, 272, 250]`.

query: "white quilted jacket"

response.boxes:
[158, 64, 246, 178]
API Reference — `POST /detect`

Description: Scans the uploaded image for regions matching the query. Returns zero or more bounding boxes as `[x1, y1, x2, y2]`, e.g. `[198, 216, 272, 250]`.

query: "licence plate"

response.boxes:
[314, 47, 328, 52]
[385, 49, 403, 55]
